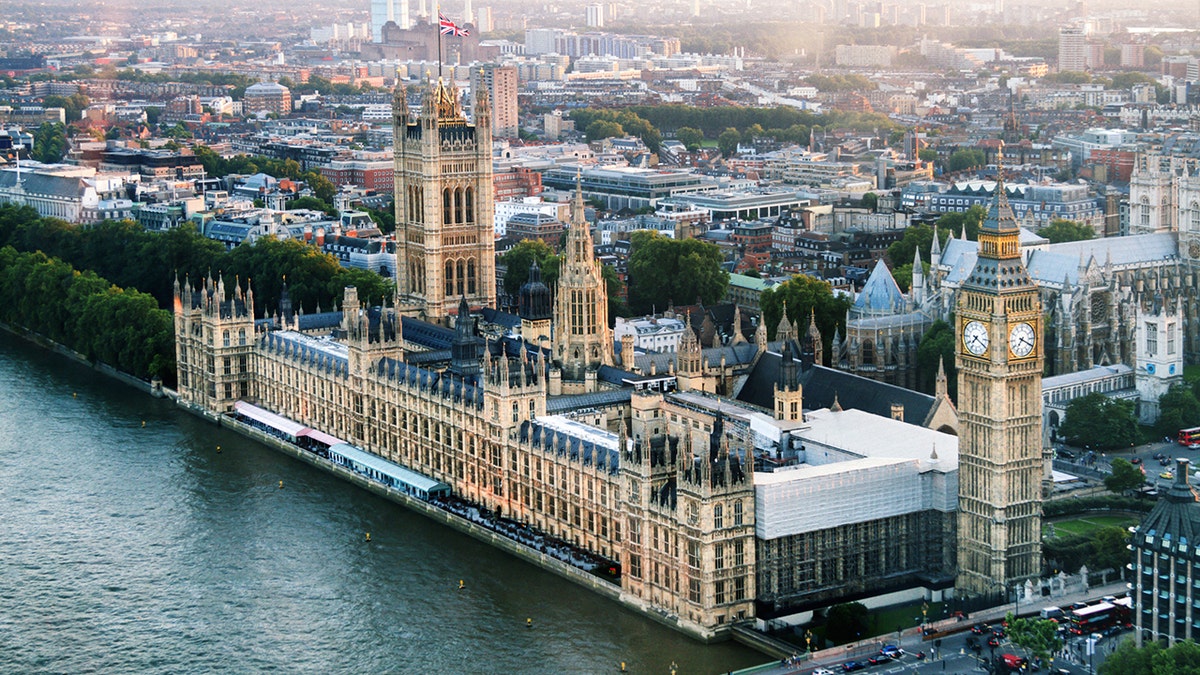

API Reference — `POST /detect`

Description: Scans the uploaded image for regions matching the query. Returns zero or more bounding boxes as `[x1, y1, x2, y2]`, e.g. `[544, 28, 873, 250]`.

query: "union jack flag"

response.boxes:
[439, 13, 470, 36]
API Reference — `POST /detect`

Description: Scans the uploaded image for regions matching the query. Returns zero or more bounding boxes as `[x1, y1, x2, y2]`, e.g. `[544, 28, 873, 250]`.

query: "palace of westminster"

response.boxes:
[173, 78, 1200, 639]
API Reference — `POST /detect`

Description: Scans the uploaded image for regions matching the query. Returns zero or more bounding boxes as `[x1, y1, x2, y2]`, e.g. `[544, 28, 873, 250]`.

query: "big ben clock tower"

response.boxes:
[956, 146, 1044, 597]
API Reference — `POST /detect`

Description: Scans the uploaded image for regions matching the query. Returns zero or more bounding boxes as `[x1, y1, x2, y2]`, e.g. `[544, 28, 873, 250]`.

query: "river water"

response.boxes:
[0, 337, 762, 674]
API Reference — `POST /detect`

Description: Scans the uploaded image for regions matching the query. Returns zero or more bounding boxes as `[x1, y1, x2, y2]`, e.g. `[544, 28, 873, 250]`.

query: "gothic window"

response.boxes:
[1147, 322, 1158, 356]
[861, 339, 875, 364]
[454, 188, 463, 224]
[445, 260, 454, 296]
[1141, 196, 1151, 228]
[223, 330, 230, 347]
[714, 504, 724, 529]
[1169, 322, 1177, 355]
[456, 259, 465, 295]
[464, 187, 474, 222]
[238, 328, 246, 345]
[734, 500, 743, 526]
[715, 543, 725, 570]
[1192, 202, 1200, 232]
[443, 188, 452, 225]
[467, 258, 476, 295]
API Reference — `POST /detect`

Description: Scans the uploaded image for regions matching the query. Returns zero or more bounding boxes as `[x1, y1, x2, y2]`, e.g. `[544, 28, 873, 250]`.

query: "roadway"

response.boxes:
[753, 623, 1132, 675]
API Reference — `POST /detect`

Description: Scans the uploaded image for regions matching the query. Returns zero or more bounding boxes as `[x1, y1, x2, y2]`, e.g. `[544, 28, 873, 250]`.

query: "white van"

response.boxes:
[1040, 606, 1064, 620]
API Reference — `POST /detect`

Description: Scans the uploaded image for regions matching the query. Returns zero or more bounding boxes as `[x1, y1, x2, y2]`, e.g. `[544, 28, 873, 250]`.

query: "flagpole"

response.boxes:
[436, 3, 442, 80]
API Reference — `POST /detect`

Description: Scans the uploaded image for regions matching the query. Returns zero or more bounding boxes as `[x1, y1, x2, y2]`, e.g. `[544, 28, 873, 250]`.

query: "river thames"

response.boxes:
[0, 337, 763, 674]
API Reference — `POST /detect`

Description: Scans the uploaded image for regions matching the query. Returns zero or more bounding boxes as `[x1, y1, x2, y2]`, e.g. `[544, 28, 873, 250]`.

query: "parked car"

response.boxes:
[842, 661, 865, 672]
[812, 669, 836, 675]
[1058, 449, 1077, 460]
[880, 645, 904, 658]
[1131, 457, 1143, 465]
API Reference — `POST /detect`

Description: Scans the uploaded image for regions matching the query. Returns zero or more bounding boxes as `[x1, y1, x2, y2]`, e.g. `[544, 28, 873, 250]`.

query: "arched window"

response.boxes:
[456, 259, 465, 295]
[445, 260, 454, 296]
[862, 339, 875, 364]
[454, 188, 464, 224]
[1140, 196, 1150, 228]
[1191, 201, 1200, 231]
[464, 187, 474, 222]
[467, 258, 476, 295]
[443, 188, 452, 225]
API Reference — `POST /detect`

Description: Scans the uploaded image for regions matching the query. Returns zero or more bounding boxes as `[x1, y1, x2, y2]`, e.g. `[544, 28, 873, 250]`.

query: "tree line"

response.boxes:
[570, 105, 897, 148]
[0, 204, 393, 320]
[0, 246, 174, 381]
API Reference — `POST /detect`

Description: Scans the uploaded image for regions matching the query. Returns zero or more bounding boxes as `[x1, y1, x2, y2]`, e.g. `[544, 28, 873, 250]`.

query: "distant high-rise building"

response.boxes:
[1058, 26, 1087, 72]
[471, 63, 518, 139]
[475, 6, 493, 33]
[1121, 43, 1145, 68]
[585, 4, 605, 27]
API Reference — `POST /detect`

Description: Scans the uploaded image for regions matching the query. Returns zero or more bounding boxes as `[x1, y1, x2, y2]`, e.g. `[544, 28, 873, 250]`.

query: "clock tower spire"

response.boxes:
[956, 144, 1044, 597]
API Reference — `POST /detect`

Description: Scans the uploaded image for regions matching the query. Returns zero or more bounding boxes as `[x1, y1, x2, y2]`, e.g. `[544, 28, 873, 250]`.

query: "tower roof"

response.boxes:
[852, 259, 907, 316]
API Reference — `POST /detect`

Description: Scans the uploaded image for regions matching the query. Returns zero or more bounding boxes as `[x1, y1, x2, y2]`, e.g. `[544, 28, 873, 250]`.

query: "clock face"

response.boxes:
[963, 320, 989, 356]
[1009, 322, 1036, 358]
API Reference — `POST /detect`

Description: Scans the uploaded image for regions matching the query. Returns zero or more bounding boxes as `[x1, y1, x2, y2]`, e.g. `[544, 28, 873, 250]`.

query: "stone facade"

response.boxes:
[955, 157, 1045, 597]
[393, 80, 496, 322]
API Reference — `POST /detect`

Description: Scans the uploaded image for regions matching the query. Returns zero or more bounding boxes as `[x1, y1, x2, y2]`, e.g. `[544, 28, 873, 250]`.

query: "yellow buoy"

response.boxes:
[278, 480, 284, 489]
[459, 579, 465, 590]
[620, 662, 626, 672]
[365, 532, 371, 542]
[526, 618, 532, 628]
[141, 420, 146, 428]
[72, 392, 77, 398]
[216, 445, 221, 453]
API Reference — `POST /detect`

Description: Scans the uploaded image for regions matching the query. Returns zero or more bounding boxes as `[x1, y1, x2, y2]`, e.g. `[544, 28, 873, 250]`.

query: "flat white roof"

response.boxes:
[800, 408, 958, 471]
[534, 415, 619, 451]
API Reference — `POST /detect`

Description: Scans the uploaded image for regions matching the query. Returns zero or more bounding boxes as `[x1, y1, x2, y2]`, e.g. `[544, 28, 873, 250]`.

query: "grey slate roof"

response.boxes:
[546, 389, 633, 414]
[737, 350, 936, 425]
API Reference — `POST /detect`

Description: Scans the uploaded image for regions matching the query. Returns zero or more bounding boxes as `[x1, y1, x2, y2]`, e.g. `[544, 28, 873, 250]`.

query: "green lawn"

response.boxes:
[1044, 515, 1137, 538]
[1184, 364, 1200, 383]
[872, 601, 947, 635]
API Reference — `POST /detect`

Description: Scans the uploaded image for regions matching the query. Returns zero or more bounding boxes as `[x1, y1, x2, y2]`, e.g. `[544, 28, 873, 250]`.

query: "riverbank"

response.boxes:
[2, 319, 776, 651]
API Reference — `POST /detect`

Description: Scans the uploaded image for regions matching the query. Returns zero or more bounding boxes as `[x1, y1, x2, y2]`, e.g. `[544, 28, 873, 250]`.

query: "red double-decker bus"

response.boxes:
[1179, 427, 1200, 448]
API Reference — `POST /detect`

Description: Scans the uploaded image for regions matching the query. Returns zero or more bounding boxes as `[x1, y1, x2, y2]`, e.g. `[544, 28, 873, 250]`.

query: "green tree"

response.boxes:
[1158, 384, 1200, 438]
[501, 239, 561, 296]
[366, 207, 396, 234]
[1059, 393, 1138, 450]
[626, 231, 729, 316]
[676, 126, 704, 151]
[303, 171, 337, 204]
[1098, 638, 1159, 675]
[758, 274, 852, 364]
[1152, 640, 1200, 673]
[585, 120, 625, 143]
[891, 261, 930, 293]
[1105, 458, 1146, 494]
[825, 602, 870, 645]
[886, 223, 951, 268]
[1005, 613, 1063, 666]
[717, 127, 741, 158]
[1090, 526, 1132, 572]
[915, 319, 957, 402]
[936, 204, 986, 241]
[1039, 219, 1095, 244]
[601, 263, 629, 321]
[42, 93, 90, 121]
[918, 148, 938, 162]
[947, 148, 986, 173]
[32, 122, 67, 163]
[860, 192, 878, 211]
